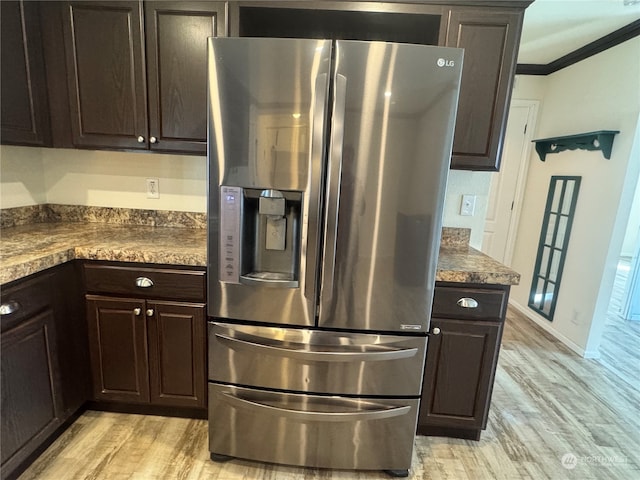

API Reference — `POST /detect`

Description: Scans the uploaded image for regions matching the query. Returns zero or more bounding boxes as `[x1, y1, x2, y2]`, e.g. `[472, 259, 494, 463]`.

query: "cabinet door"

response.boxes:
[1, 310, 62, 474]
[147, 301, 206, 408]
[1, 0, 51, 146]
[446, 8, 523, 171]
[62, 1, 148, 150]
[145, 1, 226, 154]
[419, 318, 501, 431]
[86, 296, 150, 403]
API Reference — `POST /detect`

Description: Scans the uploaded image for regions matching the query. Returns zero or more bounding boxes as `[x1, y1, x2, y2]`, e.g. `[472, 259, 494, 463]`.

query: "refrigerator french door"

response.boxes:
[207, 37, 462, 475]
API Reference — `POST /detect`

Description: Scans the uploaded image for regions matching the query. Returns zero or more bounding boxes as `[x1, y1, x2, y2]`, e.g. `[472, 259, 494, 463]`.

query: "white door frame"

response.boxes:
[502, 99, 539, 266]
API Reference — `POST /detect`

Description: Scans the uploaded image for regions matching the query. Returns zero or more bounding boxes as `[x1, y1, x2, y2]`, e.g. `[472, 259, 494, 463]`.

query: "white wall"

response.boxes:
[1, 145, 486, 249]
[509, 37, 640, 357]
[0, 146, 207, 212]
[0, 145, 47, 207]
[440, 75, 549, 252]
[511, 75, 547, 102]
[443, 170, 492, 249]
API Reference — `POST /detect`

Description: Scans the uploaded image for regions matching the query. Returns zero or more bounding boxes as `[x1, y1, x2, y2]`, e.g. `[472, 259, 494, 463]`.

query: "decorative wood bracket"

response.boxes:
[533, 130, 620, 161]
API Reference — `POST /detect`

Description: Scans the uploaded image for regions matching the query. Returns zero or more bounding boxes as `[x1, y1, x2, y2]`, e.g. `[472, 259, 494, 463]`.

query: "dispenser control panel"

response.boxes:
[219, 186, 242, 283]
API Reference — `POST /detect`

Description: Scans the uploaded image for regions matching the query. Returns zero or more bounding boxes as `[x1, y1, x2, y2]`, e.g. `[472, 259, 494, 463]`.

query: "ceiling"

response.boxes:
[518, 0, 640, 65]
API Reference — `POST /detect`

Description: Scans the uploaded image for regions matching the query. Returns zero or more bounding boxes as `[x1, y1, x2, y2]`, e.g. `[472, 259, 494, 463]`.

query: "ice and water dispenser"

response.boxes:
[219, 186, 302, 288]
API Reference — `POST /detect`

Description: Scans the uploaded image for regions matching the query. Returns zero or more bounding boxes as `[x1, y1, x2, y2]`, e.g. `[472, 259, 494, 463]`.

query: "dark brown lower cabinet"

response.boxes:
[1, 310, 62, 478]
[418, 283, 509, 440]
[1, 264, 88, 480]
[52, 262, 91, 417]
[148, 301, 206, 407]
[0, 261, 205, 478]
[418, 318, 502, 440]
[86, 296, 150, 403]
[86, 295, 206, 409]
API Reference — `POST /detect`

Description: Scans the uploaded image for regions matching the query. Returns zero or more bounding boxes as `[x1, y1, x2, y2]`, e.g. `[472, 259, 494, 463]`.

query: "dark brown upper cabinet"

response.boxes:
[229, 1, 528, 171]
[1, 1, 51, 146]
[146, 2, 226, 154]
[445, 8, 524, 171]
[61, 1, 226, 154]
[62, 1, 147, 150]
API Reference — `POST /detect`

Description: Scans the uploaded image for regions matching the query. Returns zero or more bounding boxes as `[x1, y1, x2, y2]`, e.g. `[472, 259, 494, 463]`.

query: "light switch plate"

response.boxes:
[460, 194, 476, 216]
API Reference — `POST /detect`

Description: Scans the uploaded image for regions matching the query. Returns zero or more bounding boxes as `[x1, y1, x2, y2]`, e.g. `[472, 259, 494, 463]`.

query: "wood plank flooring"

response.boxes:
[597, 257, 640, 388]
[19, 307, 640, 480]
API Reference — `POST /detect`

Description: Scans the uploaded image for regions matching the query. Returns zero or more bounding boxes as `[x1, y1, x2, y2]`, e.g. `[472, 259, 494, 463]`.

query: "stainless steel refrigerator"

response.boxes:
[207, 37, 462, 476]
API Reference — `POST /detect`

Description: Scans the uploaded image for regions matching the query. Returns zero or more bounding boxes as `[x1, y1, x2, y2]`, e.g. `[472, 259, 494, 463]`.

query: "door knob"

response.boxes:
[150, 136, 157, 144]
[133, 308, 141, 316]
[146, 309, 154, 317]
[137, 135, 145, 143]
[432, 327, 441, 335]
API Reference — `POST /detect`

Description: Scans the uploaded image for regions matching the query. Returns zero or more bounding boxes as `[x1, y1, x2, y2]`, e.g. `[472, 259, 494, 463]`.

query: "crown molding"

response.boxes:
[516, 19, 640, 76]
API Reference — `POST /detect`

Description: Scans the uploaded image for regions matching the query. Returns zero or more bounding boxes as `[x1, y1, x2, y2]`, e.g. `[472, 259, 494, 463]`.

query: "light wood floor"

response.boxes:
[597, 257, 640, 388]
[19, 307, 640, 480]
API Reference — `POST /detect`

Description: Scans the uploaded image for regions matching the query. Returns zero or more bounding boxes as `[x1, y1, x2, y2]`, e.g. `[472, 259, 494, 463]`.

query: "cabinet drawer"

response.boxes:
[432, 286, 507, 321]
[84, 264, 205, 302]
[1, 272, 53, 332]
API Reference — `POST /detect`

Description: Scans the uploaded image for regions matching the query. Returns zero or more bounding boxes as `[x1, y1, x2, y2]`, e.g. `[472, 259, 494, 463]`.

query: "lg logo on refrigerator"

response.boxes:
[437, 58, 455, 67]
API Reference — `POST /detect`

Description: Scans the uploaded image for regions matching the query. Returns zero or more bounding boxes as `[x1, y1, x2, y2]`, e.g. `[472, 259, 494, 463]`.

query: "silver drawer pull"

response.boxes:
[0, 300, 20, 316]
[133, 308, 142, 316]
[432, 327, 441, 335]
[215, 333, 418, 362]
[457, 297, 479, 308]
[221, 392, 411, 422]
[135, 277, 154, 288]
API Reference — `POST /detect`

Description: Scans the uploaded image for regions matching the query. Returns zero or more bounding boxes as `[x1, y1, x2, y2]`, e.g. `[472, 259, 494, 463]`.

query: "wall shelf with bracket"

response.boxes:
[533, 130, 620, 161]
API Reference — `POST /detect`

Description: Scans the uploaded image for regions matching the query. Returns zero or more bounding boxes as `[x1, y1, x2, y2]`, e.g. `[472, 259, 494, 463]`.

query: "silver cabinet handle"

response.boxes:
[457, 297, 479, 308]
[146, 309, 154, 317]
[137, 135, 145, 143]
[150, 136, 157, 144]
[432, 327, 441, 335]
[133, 308, 141, 316]
[215, 333, 418, 362]
[0, 300, 20, 316]
[135, 277, 154, 288]
[221, 392, 411, 422]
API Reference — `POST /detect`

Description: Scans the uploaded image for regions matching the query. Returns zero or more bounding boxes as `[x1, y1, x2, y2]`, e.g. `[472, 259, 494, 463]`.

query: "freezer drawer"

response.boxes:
[208, 384, 419, 471]
[208, 322, 427, 396]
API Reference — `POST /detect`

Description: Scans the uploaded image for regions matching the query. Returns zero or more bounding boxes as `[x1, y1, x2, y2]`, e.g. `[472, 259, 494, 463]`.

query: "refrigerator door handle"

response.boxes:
[320, 73, 347, 308]
[220, 392, 412, 422]
[304, 72, 330, 302]
[215, 332, 418, 362]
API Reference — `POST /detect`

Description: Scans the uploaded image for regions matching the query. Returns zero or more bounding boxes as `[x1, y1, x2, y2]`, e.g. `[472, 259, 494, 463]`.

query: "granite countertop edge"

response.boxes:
[1, 222, 520, 287]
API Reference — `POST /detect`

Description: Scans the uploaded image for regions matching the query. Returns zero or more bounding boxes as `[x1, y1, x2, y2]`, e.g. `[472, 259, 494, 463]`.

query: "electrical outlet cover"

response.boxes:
[146, 178, 160, 199]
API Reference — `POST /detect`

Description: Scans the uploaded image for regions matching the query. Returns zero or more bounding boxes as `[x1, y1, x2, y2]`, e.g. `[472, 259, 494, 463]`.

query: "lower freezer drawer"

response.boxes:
[208, 383, 419, 471]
